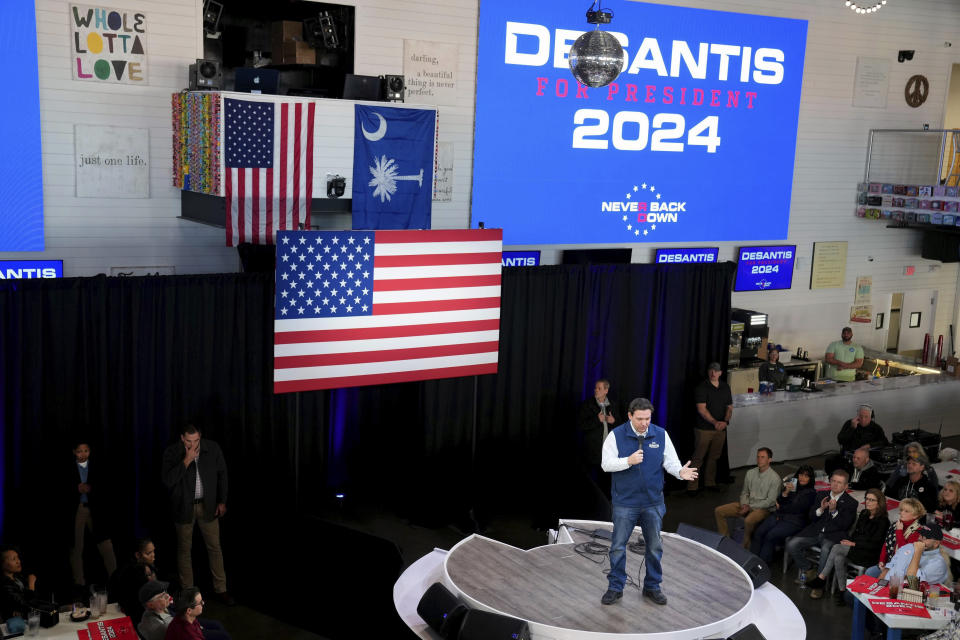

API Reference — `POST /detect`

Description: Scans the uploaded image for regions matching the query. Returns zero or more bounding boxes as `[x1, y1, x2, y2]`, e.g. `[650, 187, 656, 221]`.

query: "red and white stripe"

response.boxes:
[273, 229, 503, 392]
[226, 101, 316, 246]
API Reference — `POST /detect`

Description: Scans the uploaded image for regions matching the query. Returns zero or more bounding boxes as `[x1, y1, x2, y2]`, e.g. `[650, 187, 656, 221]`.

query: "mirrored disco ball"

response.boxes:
[569, 30, 624, 88]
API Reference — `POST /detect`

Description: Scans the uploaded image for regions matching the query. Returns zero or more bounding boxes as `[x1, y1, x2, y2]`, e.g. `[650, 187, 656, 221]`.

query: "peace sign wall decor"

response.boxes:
[905, 75, 929, 108]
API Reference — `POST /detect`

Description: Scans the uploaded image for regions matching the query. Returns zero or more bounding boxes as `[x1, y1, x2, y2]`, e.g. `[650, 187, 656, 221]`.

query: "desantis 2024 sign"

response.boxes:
[472, 1, 807, 245]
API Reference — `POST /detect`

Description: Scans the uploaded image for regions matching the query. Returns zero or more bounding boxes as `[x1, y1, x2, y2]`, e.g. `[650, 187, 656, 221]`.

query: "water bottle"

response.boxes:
[798, 568, 808, 589]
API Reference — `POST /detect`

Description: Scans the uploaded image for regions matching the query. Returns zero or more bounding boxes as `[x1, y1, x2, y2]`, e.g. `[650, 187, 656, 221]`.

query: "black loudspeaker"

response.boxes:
[676, 522, 724, 549]
[188, 59, 221, 90]
[726, 623, 768, 639]
[717, 537, 771, 589]
[676, 523, 770, 588]
[417, 583, 469, 638]
[458, 610, 530, 640]
[382, 74, 405, 102]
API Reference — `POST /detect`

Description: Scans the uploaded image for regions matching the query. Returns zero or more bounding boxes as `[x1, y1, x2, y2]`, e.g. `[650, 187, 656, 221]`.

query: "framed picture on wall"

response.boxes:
[909, 312, 922, 328]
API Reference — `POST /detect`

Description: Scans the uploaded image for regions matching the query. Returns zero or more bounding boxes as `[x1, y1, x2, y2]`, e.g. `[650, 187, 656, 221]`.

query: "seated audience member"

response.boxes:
[786, 470, 858, 584]
[758, 346, 786, 388]
[113, 538, 159, 625]
[936, 481, 960, 579]
[848, 446, 883, 490]
[0, 546, 36, 627]
[165, 587, 231, 640]
[869, 524, 950, 638]
[750, 464, 816, 564]
[714, 448, 781, 548]
[937, 481, 960, 528]
[825, 405, 887, 475]
[886, 457, 938, 514]
[138, 581, 173, 640]
[887, 442, 940, 488]
[805, 488, 888, 604]
[867, 497, 926, 577]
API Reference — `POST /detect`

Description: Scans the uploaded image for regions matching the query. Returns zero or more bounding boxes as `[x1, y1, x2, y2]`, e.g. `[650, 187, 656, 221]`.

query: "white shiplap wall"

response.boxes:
[12, 0, 960, 359]
[25, 0, 238, 275]
[11, 0, 479, 276]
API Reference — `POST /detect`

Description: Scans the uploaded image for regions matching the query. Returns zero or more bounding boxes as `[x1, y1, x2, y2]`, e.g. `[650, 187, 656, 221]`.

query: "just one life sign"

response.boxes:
[70, 4, 148, 84]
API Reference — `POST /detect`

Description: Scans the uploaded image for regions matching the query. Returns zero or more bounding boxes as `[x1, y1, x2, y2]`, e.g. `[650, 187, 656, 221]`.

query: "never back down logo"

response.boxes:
[600, 178, 687, 238]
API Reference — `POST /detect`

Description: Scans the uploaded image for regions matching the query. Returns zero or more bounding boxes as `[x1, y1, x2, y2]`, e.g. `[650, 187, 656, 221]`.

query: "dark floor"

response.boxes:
[214, 438, 960, 640]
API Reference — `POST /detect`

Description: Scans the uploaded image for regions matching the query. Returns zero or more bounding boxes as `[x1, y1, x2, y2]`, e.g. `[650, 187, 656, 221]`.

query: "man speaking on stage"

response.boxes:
[600, 398, 698, 606]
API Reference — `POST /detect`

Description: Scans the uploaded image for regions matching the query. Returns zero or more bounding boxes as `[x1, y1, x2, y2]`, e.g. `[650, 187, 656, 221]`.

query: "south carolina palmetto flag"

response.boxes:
[273, 228, 502, 392]
[224, 98, 316, 246]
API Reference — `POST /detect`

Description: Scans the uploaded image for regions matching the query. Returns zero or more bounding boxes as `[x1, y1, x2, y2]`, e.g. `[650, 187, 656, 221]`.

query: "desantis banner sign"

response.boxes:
[472, 1, 807, 245]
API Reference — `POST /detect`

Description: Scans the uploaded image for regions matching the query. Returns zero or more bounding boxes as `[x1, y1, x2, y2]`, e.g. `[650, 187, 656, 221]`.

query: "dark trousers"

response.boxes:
[750, 516, 803, 565]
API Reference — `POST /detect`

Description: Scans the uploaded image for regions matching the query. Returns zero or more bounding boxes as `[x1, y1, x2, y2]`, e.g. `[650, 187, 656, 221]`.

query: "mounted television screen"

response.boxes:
[734, 245, 796, 291]
[655, 247, 719, 264]
[472, 0, 808, 245]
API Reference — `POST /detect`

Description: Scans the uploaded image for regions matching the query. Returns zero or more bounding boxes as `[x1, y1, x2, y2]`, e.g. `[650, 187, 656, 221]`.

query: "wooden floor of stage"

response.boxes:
[445, 523, 753, 635]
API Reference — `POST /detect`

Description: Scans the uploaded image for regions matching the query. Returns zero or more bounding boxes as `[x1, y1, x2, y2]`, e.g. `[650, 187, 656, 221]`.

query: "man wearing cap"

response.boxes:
[877, 522, 949, 585]
[824, 326, 864, 382]
[887, 457, 939, 513]
[864, 524, 950, 638]
[136, 581, 173, 640]
[690, 363, 733, 494]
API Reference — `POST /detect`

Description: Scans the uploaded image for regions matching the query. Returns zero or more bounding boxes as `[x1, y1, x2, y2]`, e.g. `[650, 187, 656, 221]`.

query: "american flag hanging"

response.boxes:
[273, 229, 503, 393]
[224, 98, 316, 246]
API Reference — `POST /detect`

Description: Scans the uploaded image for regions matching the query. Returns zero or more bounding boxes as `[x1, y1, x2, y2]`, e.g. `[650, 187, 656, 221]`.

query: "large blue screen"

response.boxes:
[473, 1, 807, 245]
[0, 0, 44, 251]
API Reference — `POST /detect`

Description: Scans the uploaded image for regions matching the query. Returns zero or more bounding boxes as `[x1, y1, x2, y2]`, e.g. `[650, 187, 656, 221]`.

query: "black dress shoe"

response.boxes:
[601, 589, 622, 605]
[643, 589, 668, 605]
[807, 576, 825, 589]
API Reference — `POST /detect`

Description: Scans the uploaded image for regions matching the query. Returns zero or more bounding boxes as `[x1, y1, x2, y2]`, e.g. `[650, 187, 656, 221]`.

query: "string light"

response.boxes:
[847, 0, 886, 14]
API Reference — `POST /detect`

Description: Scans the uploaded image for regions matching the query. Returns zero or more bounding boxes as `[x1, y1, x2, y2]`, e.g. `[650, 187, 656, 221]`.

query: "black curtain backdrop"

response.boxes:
[0, 262, 734, 608]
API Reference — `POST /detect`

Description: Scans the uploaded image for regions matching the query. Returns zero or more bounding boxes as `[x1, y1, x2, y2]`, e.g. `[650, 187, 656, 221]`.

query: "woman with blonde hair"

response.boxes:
[866, 497, 926, 578]
[937, 480, 960, 528]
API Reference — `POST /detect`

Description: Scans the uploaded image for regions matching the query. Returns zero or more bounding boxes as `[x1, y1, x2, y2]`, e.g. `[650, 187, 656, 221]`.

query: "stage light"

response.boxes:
[568, 2, 624, 88]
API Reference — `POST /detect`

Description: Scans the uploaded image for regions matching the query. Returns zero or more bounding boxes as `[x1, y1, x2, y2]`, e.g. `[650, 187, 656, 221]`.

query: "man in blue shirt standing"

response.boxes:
[600, 398, 698, 606]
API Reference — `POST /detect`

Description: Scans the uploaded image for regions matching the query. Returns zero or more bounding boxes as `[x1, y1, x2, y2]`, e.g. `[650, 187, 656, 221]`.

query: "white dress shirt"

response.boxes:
[600, 424, 684, 480]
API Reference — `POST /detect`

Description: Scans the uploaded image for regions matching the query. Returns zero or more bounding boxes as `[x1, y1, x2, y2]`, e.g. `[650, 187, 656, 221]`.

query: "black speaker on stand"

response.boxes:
[188, 59, 221, 90]
[417, 583, 468, 639]
[727, 623, 768, 639]
[676, 523, 770, 588]
[458, 610, 530, 640]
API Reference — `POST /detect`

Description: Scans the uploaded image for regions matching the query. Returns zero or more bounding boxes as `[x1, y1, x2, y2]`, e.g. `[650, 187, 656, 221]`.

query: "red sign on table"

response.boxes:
[943, 532, 960, 551]
[869, 599, 931, 618]
[848, 575, 890, 597]
[76, 617, 138, 640]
